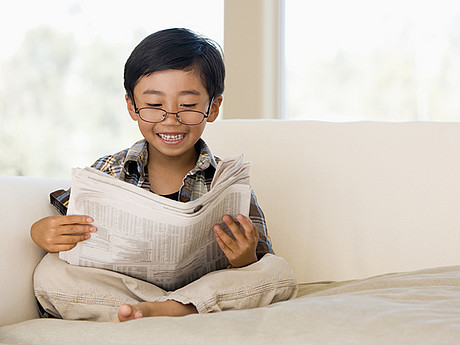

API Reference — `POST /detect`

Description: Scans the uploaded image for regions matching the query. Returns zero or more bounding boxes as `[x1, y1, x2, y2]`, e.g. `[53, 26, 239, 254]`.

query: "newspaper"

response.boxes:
[59, 155, 252, 291]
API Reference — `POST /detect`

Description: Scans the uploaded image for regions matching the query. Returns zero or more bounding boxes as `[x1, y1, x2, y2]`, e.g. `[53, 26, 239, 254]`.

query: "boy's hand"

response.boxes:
[213, 214, 258, 268]
[30, 215, 96, 253]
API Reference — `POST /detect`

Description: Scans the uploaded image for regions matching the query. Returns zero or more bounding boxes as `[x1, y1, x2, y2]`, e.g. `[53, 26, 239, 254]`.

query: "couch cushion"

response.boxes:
[0, 176, 70, 326]
[1, 265, 460, 344]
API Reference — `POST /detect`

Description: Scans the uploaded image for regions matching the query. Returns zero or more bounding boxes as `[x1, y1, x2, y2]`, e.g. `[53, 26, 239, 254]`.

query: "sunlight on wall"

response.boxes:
[285, 0, 460, 121]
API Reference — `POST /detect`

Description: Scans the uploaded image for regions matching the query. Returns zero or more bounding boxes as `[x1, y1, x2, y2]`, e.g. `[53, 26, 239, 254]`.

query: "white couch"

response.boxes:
[1, 120, 460, 344]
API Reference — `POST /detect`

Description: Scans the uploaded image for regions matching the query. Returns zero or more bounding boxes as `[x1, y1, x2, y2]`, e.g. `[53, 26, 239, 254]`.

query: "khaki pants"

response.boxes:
[34, 253, 298, 321]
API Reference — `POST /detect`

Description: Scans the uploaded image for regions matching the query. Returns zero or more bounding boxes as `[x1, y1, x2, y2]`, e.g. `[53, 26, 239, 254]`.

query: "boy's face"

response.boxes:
[126, 68, 222, 162]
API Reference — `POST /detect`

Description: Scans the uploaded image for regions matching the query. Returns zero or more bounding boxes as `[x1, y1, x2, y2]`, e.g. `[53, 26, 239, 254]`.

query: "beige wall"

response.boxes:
[223, 0, 283, 119]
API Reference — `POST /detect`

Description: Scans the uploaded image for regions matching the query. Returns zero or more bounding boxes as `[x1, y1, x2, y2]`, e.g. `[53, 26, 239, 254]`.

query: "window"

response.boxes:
[0, 0, 223, 177]
[284, 0, 460, 122]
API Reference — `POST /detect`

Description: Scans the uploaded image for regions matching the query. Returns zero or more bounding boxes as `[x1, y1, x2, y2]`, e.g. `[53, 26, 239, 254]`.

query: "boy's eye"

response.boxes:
[181, 103, 198, 108]
[147, 103, 162, 108]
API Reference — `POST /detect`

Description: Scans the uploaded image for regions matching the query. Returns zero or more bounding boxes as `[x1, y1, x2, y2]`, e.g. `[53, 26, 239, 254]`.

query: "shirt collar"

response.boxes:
[123, 138, 218, 177]
[123, 139, 148, 176]
[193, 139, 219, 172]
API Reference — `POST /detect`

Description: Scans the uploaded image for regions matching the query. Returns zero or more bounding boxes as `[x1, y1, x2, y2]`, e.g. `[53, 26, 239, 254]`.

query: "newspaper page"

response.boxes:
[59, 155, 251, 290]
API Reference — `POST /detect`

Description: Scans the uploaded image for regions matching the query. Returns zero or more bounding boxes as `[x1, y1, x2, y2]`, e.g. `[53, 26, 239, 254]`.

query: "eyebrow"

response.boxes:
[142, 89, 201, 96]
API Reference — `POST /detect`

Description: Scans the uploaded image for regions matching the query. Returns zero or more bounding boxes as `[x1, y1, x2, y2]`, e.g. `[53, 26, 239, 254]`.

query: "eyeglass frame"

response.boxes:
[132, 97, 215, 125]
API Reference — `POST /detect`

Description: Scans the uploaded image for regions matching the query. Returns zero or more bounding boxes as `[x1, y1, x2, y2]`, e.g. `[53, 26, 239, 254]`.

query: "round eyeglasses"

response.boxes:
[135, 98, 214, 125]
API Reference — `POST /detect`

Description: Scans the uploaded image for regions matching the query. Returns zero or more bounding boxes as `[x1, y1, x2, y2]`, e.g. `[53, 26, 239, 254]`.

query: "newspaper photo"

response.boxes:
[59, 155, 252, 290]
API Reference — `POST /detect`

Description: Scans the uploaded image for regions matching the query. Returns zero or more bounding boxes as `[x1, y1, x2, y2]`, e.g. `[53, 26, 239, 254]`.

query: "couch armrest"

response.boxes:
[0, 176, 70, 326]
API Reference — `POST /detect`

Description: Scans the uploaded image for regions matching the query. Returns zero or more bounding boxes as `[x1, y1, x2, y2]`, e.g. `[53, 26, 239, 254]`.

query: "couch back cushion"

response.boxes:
[203, 120, 460, 283]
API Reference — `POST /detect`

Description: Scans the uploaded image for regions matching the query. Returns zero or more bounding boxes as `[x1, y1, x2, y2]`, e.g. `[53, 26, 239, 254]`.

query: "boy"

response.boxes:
[31, 28, 297, 322]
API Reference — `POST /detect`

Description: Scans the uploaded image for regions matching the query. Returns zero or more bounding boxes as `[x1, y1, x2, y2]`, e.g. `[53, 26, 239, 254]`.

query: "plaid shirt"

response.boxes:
[50, 138, 273, 259]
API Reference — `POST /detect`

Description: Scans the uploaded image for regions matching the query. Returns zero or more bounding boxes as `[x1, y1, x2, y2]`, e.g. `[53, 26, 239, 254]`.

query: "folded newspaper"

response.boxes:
[59, 155, 251, 290]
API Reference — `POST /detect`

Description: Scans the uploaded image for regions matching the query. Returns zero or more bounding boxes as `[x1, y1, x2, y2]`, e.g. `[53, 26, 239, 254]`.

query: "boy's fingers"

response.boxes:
[70, 224, 97, 234]
[213, 228, 231, 254]
[213, 225, 237, 252]
[236, 215, 258, 241]
[54, 223, 96, 236]
[58, 232, 91, 244]
[62, 215, 94, 225]
[47, 234, 89, 252]
[52, 215, 97, 235]
[53, 243, 79, 252]
[223, 215, 246, 241]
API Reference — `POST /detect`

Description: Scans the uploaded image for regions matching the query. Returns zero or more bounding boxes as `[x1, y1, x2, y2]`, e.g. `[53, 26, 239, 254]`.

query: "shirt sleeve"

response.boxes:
[50, 189, 70, 215]
[49, 154, 119, 215]
[249, 189, 275, 258]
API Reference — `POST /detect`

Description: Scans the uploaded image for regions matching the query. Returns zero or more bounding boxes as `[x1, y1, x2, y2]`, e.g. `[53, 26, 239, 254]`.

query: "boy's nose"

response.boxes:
[162, 112, 181, 125]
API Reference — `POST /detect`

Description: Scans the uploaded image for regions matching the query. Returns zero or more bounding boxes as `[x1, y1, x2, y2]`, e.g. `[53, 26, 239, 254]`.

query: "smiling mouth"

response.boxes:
[158, 133, 186, 142]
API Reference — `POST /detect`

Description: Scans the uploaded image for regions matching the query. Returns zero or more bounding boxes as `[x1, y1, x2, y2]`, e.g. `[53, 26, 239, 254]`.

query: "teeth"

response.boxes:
[158, 133, 185, 141]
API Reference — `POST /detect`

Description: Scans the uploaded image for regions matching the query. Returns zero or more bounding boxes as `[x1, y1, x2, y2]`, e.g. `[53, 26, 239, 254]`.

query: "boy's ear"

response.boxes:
[206, 96, 223, 123]
[126, 94, 138, 121]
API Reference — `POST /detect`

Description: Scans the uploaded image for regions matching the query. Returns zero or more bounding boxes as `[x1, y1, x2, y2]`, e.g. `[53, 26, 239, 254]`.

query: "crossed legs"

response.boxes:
[34, 253, 298, 322]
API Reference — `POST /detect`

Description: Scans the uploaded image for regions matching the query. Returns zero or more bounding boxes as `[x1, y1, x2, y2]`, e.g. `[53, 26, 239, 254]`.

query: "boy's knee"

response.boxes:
[256, 254, 297, 277]
[34, 253, 69, 283]
[34, 253, 63, 286]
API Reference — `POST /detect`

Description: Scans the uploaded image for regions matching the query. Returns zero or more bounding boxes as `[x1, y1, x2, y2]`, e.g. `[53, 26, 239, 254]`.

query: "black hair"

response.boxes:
[124, 28, 225, 105]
